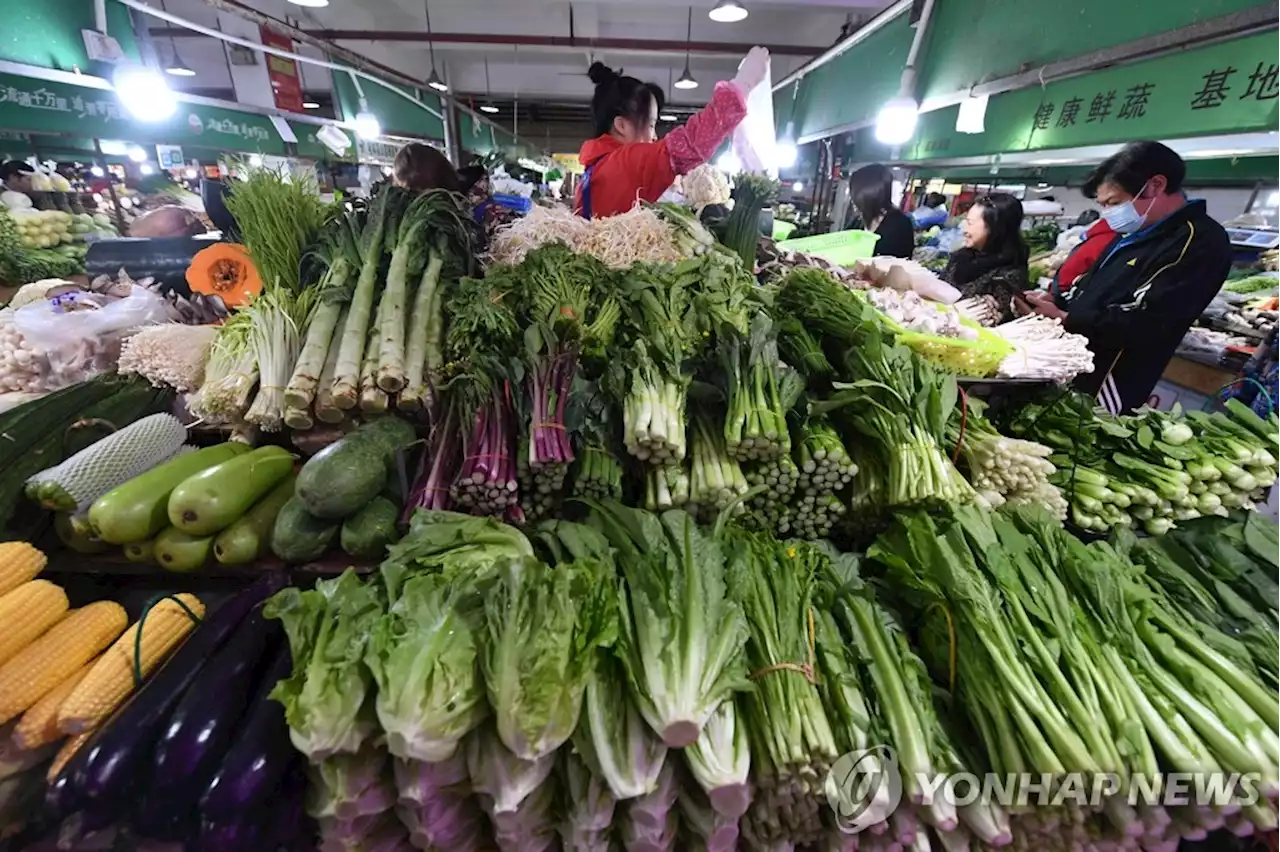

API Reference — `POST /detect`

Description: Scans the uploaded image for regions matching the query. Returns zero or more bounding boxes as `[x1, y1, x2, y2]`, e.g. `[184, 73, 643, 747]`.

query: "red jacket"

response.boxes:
[575, 81, 747, 219]
[1055, 219, 1118, 293]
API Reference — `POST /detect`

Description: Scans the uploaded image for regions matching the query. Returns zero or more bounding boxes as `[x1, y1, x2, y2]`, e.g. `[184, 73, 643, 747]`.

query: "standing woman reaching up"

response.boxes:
[576, 47, 770, 220]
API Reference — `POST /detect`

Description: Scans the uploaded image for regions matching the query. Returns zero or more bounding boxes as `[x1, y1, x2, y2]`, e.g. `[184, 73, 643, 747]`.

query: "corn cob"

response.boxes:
[24, 413, 187, 513]
[0, 601, 127, 725]
[57, 594, 204, 735]
[46, 727, 95, 782]
[0, 542, 46, 596]
[0, 581, 69, 668]
[12, 659, 95, 749]
[0, 719, 59, 780]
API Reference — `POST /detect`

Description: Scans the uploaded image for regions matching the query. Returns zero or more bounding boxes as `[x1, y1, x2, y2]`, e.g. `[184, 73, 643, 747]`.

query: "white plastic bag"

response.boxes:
[12, 285, 170, 389]
[731, 61, 776, 177]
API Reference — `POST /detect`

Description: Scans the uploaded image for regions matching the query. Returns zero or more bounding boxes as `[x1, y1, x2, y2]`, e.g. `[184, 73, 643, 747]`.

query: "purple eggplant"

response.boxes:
[74, 572, 287, 804]
[152, 604, 281, 801]
[132, 786, 191, 842]
[198, 813, 266, 852]
[268, 760, 312, 850]
[199, 644, 295, 820]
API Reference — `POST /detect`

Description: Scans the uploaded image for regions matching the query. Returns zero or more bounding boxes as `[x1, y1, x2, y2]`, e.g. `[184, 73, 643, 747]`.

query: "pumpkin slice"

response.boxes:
[186, 243, 262, 308]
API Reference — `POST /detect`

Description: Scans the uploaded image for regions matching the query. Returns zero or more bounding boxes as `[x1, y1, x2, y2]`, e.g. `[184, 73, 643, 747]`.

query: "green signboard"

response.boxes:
[290, 121, 354, 162]
[0, 73, 287, 155]
[841, 32, 1280, 164]
[331, 72, 444, 142]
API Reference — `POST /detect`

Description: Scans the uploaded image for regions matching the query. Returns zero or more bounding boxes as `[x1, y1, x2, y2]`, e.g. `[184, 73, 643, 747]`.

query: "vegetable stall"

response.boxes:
[0, 161, 1275, 852]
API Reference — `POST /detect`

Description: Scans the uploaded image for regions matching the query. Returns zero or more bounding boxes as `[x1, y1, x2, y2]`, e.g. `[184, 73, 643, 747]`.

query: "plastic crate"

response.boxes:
[772, 219, 797, 241]
[777, 229, 880, 264]
[492, 193, 533, 215]
[866, 296, 1015, 377]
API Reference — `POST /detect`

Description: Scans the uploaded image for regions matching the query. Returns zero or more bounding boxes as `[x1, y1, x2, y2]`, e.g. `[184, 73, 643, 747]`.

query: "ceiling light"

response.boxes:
[287, 0, 328, 7]
[874, 94, 918, 145]
[127, 146, 147, 162]
[480, 103, 499, 114]
[113, 65, 177, 122]
[674, 8, 699, 90]
[354, 110, 382, 139]
[674, 64, 698, 90]
[792, 181, 804, 192]
[659, 113, 678, 122]
[303, 101, 321, 109]
[709, 0, 749, 22]
[139, 164, 155, 175]
[1029, 158, 1077, 165]
[164, 50, 195, 77]
[427, 68, 449, 93]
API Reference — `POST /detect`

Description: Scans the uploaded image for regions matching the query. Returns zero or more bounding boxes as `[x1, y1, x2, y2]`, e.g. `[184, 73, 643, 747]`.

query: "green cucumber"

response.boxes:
[153, 526, 214, 573]
[54, 513, 109, 554]
[271, 496, 339, 563]
[124, 538, 155, 564]
[340, 496, 401, 560]
[168, 445, 295, 536]
[89, 443, 250, 545]
[214, 473, 297, 565]
[295, 417, 417, 519]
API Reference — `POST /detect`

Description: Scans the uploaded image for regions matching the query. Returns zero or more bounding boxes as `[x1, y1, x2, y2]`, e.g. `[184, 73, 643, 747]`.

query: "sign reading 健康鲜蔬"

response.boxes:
[897, 32, 1279, 162]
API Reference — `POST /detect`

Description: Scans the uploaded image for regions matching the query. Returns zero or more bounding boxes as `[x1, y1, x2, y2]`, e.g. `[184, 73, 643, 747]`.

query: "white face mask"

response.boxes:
[1101, 180, 1152, 234]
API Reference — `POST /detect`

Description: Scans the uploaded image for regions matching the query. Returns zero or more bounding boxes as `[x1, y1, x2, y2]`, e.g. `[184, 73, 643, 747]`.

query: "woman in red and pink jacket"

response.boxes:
[575, 47, 769, 220]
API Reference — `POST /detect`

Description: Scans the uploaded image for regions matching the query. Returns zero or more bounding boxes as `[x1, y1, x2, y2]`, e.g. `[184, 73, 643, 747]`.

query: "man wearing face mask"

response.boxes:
[1024, 141, 1230, 413]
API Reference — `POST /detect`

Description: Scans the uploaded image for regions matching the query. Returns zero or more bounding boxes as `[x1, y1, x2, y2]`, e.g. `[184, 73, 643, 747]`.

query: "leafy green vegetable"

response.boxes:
[266, 570, 383, 761]
[584, 501, 750, 748]
[480, 556, 617, 760]
[366, 571, 488, 762]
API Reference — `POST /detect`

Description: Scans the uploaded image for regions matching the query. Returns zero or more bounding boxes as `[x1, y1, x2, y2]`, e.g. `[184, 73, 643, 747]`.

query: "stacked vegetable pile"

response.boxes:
[0, 374, 174, 538]
[21, 574, 304, 850]
[192, 177, 474, 432]
[1004, 394, 1278, 534]
[388, 236, 1037, 548]
[0, 208, 83, 284]
[0, 542, 212, 842]
[15, 408, 304, 569]
[869, 504, 1279, 850]
[257, 500, 1279, 852]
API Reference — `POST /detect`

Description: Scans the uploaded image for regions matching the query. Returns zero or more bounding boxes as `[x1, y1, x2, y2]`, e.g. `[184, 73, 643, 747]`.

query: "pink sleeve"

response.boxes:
[664, 81, 748, 176]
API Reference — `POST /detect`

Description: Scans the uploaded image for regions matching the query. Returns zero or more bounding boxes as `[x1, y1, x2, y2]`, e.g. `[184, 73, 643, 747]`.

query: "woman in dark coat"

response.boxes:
[943, 192, 1029, 323]
[847, 164, 914, 258]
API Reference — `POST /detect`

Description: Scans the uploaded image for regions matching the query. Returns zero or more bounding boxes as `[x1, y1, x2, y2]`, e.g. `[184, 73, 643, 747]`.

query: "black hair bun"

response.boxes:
[588, 61, 619, 86]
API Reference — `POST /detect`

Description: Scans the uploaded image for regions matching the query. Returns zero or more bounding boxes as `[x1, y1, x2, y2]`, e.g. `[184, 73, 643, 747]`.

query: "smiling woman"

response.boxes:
[940, 192, 1028, 323]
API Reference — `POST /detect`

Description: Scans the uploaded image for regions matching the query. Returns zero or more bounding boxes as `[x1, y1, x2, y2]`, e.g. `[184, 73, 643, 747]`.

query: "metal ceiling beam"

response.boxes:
[151, 28, 826, 57]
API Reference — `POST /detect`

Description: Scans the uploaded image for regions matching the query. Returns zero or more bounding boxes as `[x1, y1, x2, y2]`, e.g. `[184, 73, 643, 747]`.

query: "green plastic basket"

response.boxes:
[777, 229, 881, 265]
[863, 295, 1014, 377]
[772, 219, 797, 241]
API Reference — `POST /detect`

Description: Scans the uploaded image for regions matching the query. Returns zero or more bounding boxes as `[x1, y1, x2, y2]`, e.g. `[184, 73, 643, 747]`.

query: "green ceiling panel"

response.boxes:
[919, 0, 1271, 101]
[332, 72, 444, 142]
[773, 13, 916, 142]
[0, 0, 140, 74]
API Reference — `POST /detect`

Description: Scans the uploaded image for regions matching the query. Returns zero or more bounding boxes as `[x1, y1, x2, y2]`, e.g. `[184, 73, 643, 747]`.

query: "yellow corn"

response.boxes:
[0, 542, 46, 596]
[0, 718, 59, 778]
[12, 658, 95, 749]
[47, 726, 95, 782]
[57, 594, 204, 735]
[0, 601, 126, 724]
[0, 580, 69, 668]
